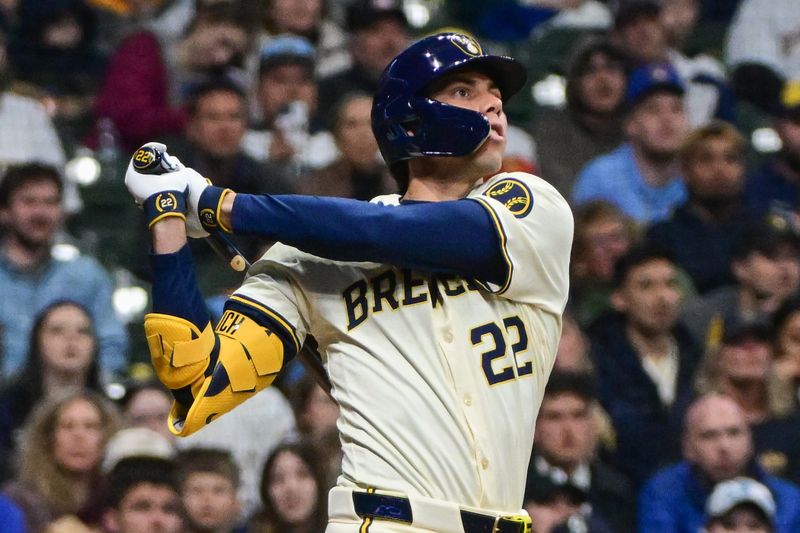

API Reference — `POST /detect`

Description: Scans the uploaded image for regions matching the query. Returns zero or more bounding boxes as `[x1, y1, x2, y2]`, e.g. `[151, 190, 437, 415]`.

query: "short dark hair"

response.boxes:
[0, 163, 63, 207]
[102, 457, 179, 510]
[187, 77, 247, 117]
[543, 371, 596, 403]
[612, 243, 675, 288]
[176, 447, 240, 488]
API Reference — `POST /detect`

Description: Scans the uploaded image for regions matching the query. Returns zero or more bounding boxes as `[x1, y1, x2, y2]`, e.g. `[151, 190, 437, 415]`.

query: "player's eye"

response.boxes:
[452, 86, 471, 98]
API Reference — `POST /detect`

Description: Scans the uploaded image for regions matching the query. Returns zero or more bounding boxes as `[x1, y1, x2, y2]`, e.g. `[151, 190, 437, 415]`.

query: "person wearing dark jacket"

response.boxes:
[588, 244, 703, 487]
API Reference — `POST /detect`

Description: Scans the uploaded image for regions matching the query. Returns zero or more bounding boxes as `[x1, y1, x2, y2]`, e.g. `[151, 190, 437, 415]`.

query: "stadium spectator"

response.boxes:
[646, 120, 754, 294]
[299, 92, 394, 200]
[638, 393, 800, 533]
[704, 477, 777, 533]
[254, 0, 349, 79]
[8, 0, 104, 139]
[317, 0, 409, 127]
[532, 37, 626, 197]
[588, 244, 702, 486]
[745, 82, 800, 218]
[101, 427, 175, 475]
[0, 301, 104, 457]
[554, 314, 593, 373]
[525, 372, 635, 533]
[569, 201, 638, 327]
[119, 380, 173, 442]
[91, 0, 189, 153]
[694, 318, 800, 484]
[169, 78, 294, 294]
[611, 0, 730, 126]
[773, 296, 800, 403]
[241, 35, 337, 174]
[681, 221, 800, 355]
[176, 448, 242, 533]
[725, 0, 800, 113]
[4, 390, 119, 532]
[96, 456, 184, 533]
[572, 63, 689, 224]
[248, 442, 328, 533]
[176, 78, 293, 195]
[174, 386, 297, 519]
[0, 163, 128, 379]
[173, 2, 250, 95]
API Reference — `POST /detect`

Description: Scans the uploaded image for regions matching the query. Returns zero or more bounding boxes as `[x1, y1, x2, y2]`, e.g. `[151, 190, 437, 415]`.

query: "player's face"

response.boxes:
[684, 136, 745, 203]
[716, 338, 772, 383]
[38, 303, 95, 377]
[427, 70, 508, 177]
[683, 397, 752, 483]
[578, 52, 626, 115]
[0, 179, 62, 249]
[181, 472, 239, 532]
[267, 451, 319, 525]
[52, 398, 105, 475]
[706, 507, 773, 533]
[189, 90, 247, 158]
[626, 93, 688, 160]
[106, 483, 184, 533]
[534, 393, 596, 466]
[612, 259, 681, 336]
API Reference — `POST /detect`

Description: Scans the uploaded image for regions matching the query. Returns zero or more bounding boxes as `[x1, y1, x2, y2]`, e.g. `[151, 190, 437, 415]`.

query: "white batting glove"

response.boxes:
[124, 142, 188, 205]
[181, 162, 212, 239]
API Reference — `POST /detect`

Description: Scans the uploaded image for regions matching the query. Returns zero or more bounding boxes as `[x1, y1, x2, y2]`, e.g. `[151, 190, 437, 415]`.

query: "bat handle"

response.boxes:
[133, 144, 250, 273]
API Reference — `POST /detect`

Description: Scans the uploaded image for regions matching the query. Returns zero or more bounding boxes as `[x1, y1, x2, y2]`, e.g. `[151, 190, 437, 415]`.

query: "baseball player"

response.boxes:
[125, 32, 573, 533]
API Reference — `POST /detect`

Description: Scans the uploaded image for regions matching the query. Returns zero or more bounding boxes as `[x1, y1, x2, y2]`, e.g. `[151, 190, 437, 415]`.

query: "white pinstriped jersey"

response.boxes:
[232, 172, 573, 512]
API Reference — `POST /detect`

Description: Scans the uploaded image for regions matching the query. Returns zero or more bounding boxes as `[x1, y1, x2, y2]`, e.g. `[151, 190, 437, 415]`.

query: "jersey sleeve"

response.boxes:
[468, 172, 573, 313]
[229, 243, 311, 354]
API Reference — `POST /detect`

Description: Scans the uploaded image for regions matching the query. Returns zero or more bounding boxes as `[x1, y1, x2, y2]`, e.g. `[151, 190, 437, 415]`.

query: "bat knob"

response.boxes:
[132, 144, 178, 175]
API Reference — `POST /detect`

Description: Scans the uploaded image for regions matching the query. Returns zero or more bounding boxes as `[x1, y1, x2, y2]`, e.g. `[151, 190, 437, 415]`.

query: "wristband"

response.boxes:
[197, 185, 234, 233]
[143, 190, 187, 228]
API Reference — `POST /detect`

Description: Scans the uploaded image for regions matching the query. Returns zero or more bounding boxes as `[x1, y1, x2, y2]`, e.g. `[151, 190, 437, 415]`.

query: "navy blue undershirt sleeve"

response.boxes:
[149, 244, 211, 329]
[231, 194, 505, 284]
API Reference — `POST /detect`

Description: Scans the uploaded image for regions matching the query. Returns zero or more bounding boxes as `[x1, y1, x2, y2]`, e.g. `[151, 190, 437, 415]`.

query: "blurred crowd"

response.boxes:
[0, 0, 798, 532]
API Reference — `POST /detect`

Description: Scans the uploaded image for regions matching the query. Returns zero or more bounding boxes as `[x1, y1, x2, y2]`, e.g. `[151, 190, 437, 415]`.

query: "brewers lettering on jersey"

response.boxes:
[127, 32, 573, 533]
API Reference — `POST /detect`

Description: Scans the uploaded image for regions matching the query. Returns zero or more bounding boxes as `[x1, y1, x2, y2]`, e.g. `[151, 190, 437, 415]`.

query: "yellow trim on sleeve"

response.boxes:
[469, 197, 513, 294]
[216, 188, 234, 233]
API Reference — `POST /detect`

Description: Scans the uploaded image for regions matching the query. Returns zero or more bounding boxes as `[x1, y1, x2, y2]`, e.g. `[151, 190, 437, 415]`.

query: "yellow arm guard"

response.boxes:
[144, 309, 286, 437]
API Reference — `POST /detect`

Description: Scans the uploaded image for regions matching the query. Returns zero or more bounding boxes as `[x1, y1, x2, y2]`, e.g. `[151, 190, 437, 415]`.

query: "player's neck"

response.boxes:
[403, 178, 477, 201]
[405, 157, 486, 201]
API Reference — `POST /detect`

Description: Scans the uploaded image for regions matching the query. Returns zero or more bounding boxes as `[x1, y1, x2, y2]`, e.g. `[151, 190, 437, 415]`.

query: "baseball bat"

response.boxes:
[131, 144, 250, 272]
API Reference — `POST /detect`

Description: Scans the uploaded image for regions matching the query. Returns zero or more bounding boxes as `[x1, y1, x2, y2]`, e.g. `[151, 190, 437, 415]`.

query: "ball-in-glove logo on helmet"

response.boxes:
[449, 33, 483, 57]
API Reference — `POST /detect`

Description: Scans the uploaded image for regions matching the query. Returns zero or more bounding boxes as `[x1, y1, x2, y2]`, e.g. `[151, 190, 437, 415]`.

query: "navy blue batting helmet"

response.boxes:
[371, 32, 527, 168]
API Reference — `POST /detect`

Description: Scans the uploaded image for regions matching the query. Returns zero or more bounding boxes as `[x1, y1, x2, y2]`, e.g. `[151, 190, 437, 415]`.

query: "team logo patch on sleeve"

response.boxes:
[484, 178, 533, 218]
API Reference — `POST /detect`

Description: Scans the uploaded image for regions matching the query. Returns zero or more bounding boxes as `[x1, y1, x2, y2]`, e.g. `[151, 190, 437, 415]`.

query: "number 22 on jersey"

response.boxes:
[470, 316, 533, 386]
